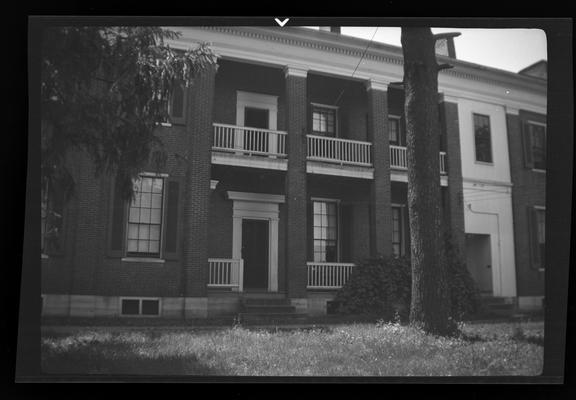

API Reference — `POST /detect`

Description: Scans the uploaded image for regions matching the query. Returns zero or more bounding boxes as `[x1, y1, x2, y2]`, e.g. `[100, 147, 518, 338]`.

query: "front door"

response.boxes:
[465, 233, 493, 294]
[242, 219, 269, 290]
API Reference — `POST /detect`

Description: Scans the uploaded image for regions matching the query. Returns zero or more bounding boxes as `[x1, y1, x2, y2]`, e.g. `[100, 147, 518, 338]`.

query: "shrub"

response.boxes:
[334, 234, 482, 322]
[334, 256, 412, 322]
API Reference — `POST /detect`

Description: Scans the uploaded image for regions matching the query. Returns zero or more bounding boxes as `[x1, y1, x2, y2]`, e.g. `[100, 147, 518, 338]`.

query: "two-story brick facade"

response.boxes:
[40, 27, 547, 318]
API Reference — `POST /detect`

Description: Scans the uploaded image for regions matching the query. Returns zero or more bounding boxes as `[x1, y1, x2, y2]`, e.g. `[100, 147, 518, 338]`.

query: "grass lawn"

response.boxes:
[41, 320, 543, 376]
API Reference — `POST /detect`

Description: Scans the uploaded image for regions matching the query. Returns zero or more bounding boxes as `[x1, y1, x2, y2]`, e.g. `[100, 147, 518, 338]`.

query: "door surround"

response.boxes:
[227, 191, 285, 292]
[236, 91, 278, 130]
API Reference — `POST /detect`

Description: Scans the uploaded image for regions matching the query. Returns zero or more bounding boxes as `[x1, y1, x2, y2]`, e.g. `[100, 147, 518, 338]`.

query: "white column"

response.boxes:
[269, 217, 279, 292]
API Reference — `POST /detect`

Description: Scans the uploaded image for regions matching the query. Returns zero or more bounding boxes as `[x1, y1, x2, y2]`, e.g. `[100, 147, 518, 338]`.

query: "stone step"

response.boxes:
[242, 305, 296, 313]
[242, 297, 291, 306]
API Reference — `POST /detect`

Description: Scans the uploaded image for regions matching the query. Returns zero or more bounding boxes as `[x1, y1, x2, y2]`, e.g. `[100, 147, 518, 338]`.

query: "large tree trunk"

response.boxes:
[401, 27, 453, 335]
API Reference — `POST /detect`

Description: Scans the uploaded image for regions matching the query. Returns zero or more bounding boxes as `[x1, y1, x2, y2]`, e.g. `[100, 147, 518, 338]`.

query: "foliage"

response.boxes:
[41, 26, 218, 201]
[335, 236, 482, 322]
[334, 256, 412, 321]
[41, 321, 544, 376]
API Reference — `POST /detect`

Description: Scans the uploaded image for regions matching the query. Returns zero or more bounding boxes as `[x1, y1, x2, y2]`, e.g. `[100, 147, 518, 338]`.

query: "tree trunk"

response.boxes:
[401, 27, 453, 335]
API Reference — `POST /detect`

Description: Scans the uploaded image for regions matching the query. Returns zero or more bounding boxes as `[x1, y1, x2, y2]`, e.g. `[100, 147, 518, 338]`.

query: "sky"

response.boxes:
[303, 27, 548, 73]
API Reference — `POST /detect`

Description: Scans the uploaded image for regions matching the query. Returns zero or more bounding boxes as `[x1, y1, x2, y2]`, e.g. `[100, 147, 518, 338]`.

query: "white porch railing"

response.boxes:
[213, 123, 287, 157]
[208, 258, 244, 291]
[306, 262, 356, 289]
[307, 135, 372, 167]
[389, 145, 448, 174]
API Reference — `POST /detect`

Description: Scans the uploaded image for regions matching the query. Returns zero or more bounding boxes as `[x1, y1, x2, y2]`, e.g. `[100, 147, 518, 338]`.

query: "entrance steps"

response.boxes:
[237, 294, 307, 324]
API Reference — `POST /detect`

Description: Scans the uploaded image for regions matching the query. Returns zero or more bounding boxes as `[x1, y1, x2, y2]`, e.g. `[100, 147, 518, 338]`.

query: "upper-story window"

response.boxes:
[388, 116, 405, 146]
[160, 81, 186, 125]
[473, 113, 493, 163]
[312, 200, 339, 262]
[126, 176, 165, 257]
[524, 121, 546, 171]
[311, 104, 337, 137]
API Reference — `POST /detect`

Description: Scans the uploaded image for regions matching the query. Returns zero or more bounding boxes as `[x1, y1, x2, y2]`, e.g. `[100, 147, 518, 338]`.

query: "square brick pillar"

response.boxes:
[183, 65, 216, 300]
[440, 97, 466, 258]
[284, 66, 308, 299]
[366, 80, 392, 258]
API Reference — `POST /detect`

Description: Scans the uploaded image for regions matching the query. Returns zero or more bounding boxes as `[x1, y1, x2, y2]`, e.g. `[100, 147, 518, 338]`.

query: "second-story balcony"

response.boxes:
[390, 145, 448, 175]
[212, 123, 289, 170]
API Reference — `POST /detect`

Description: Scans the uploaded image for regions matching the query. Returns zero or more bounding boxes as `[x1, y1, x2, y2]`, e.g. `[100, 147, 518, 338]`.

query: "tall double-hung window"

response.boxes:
[311, 104, 337, 137]
[473, 113, 493, 163]
[126, 176, 165, 257]
[312, 200, 339, 262]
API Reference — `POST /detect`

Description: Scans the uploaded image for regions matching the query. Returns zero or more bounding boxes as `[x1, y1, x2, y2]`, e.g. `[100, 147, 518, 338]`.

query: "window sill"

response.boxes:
[159, 122, 172, 127]
[532, 168, 546, 174]
[538, 268, 545, 272]
[474, 161, 494, 166]
[121, 257, 165, 264]
[41, 254, 49, 259]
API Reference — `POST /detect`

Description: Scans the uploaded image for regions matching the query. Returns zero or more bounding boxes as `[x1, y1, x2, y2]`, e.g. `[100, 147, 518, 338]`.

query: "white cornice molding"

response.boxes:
[169, 27, 546, 111]
[284, 66, 308, 78]
[227, 191, 286, 204]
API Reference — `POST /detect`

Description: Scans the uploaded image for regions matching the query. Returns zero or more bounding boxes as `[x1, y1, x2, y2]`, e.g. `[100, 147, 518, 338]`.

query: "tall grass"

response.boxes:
[42, 321, 543, 376]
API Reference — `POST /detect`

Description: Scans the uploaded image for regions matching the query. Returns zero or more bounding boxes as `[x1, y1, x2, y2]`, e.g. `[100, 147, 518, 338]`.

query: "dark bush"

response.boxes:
[334, 234, 482, 322]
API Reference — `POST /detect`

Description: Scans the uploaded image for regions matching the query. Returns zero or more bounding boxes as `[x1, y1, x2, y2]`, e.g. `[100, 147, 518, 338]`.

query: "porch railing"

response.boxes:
[307, 135, 372, 167]
[389, 145, 448, 174]
[306, 262, 356, 289]
[208, 258, 244, 291]
[213, 123, 287, 158]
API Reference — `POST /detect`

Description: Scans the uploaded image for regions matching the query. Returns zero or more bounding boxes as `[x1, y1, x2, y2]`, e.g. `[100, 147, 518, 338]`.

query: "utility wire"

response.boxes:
[333, 27, 380, 106]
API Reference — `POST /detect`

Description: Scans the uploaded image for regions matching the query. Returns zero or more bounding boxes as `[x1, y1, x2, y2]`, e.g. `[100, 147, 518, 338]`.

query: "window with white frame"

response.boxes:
[532, 207, 546, 270]
[525, 121, 546, 170]
[473, 113, 493, 163]
[312, 104, 337, 137]
[126, 176, 165, 257]
[391, 206, 405, 257]
[120, 298, 161, 316]
[313, 200, 339, 262]
[388, 116, 403, 146]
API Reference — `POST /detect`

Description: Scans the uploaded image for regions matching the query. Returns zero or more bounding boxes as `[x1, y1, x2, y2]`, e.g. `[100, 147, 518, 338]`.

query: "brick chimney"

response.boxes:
[435, 36, 456, 58]
[319, 27, 341, 34]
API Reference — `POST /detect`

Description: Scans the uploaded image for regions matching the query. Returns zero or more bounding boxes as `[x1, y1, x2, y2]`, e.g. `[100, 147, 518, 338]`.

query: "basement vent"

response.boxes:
[120, 298, 161, 317]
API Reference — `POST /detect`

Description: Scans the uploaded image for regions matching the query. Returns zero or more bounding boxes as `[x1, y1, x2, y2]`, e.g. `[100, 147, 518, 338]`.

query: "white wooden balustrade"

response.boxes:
[389, 145, 448, 174]
[307, 135, 372, 167]
[213, 123, 287, 157]
[208, 258, 244, 291]
[307, 262, 356, 289]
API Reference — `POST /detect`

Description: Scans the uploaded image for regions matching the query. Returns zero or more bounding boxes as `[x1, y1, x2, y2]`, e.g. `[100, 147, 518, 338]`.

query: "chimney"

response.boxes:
[319, 26, 341, 34]
[435, 36, 457, 59]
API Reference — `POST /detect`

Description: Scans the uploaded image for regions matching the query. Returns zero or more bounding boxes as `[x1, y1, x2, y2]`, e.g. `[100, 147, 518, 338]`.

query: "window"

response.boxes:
[120, 298, 161, 316]
[525, 122, 546, 170]
[160, 81, 186, 125]
[244, 107, 269, 129]
[312, 105, 337, 137]
[388, 116, 404, 146]
[126, 176, 164, 257]
[531, 207, 546, 270]
[41, 182, 64, 255]
[313, 201, 339, 262]
[392, 206, 405, 257]
[473, 114, 493, 163]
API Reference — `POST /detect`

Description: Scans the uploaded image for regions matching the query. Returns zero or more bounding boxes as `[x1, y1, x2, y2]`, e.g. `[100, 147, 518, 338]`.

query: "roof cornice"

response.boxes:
[199, 26, 546, 95]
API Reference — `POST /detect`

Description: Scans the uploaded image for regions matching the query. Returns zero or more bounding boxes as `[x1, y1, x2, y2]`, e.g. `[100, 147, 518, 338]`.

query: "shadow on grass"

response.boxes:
[42, 341, 225, 376]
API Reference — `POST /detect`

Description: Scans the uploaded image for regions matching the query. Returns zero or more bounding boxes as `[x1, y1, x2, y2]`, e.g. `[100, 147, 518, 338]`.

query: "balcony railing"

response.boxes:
[307, 135, 372, 167]
[389, 145, 448, 174]
[307, 262, 356, 289]
[213, 123, 287, 158]
[208, 258, 244, 291]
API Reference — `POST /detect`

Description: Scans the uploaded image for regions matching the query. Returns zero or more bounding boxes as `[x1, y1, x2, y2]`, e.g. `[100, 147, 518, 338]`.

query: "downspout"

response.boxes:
[466, 203, 503, 296]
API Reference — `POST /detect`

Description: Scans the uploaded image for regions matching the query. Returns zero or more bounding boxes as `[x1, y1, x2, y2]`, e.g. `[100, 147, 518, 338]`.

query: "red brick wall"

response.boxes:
[285, 72, 308, 298]
[507, 111, 546, 296]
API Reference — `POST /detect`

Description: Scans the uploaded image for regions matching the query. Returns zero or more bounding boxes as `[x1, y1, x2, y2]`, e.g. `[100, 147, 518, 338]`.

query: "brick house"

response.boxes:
[40, 27, 547, 318]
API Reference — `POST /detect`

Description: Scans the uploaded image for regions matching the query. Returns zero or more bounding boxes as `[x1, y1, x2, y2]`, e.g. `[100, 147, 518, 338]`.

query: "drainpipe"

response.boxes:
[466, 203, 503, 296]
